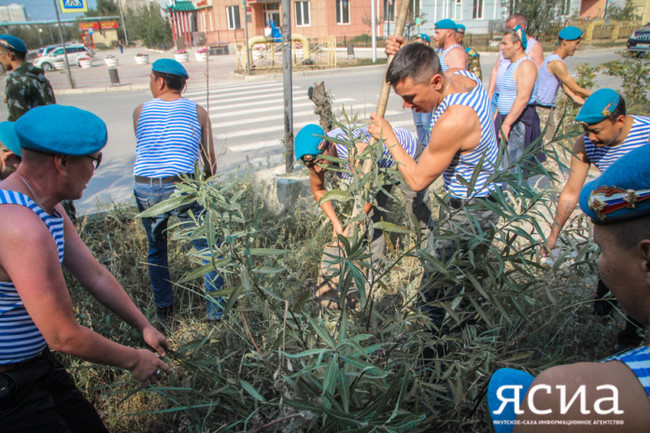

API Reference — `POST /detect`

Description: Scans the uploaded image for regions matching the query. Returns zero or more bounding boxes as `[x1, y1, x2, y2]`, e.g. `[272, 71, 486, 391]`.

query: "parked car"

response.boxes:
[37, 44, 62, 58]
[33, 44, 94, 71]
[627, 23, 650, 54]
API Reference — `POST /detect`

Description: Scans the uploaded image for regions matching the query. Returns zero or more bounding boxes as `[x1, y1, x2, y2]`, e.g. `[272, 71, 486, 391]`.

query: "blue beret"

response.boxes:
[580, 143, 650, 224]
[0, 121, 21, 157]
[417, 33, 430, 43]
[457, 24, 466, 32]
[295, 124, 325, 160]
[152, 58, 189, 79]
[487, 368, 535, 433]
[15, 105, 107, 156]
[558, 25, 583, 41]
[0, 35, 27, 54]
[575, 88, 620, 124]
[435, 19, 458, 30]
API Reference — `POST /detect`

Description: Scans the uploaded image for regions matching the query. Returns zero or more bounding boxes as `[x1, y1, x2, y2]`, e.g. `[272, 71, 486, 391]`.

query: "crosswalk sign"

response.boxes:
[59, 0, 88, 13]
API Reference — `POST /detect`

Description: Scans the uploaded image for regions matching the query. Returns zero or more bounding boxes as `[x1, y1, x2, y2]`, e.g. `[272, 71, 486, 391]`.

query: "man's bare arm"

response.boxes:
[487, 55, 500, 97]
[528, 41, 544, 68]
[197, 105, 217, 176]
[445, 46, 467, 70]
[548, 60, 592, 100]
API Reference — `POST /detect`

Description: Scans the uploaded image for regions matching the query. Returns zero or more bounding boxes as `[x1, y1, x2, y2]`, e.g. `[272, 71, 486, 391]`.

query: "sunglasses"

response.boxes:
[300, 154, 319, 168]
[86, 152, 103, 170]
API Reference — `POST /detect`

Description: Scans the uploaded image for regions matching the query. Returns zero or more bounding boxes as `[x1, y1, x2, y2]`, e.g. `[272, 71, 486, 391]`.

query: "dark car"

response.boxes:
[627, 23, 650, 54]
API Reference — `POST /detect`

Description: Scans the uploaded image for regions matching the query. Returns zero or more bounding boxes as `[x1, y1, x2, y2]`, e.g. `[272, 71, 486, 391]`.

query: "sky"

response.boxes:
[0, 0, 99, 22]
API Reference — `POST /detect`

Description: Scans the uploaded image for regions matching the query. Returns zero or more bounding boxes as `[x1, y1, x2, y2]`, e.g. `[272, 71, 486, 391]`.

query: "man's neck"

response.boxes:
[155, 90, 183, 101]
[554, 46, 568, 60]
[509, 50, 526, 63]
[444, 38, 457, 50]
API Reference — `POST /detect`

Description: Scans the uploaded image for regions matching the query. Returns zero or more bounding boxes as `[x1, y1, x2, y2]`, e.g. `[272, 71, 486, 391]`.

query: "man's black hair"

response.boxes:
[386, 43, 442, 86]
[1, 47, 25, 61]
[153, 71, 186, 91]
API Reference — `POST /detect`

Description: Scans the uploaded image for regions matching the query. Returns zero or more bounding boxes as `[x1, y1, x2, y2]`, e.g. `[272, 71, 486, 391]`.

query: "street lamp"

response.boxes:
[37, 28, 43, 47]
[387, 0, 393, 37]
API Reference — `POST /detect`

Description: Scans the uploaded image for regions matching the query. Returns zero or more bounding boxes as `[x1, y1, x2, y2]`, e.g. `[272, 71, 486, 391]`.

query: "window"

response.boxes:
[226, 5, 241, 30]
[383, 0, 395, 21]
[452, 0, 462, 20]
[472, 0, 483, 19]
[295, 1, 310, 26]
[336, 0, 349, 24]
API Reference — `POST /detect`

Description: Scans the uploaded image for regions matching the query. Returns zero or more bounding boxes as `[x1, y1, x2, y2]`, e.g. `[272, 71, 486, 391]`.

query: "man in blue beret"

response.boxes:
[432, 19, 467, 72]
[456, 23, 482, 81]
[295, 123, 433, 301]
[497, 144, 650, 432]
[415, 33, 430, 44]
[488, 14, 543, 116]
[545, 88, 650, 350]
[0, 121, 21, 179]
[0, 34, 55, 122]
[0, 104, 170, 431]
[534, 26, 592, 144]
[133, 59, 223, 320]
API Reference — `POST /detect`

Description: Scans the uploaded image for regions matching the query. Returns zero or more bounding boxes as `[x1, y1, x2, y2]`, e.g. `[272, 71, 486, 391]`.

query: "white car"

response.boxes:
[33, 44, 94, 71]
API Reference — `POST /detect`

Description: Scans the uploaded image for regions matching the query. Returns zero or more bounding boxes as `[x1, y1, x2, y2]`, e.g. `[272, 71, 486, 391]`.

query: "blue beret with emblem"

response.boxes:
[0, 121, 21, 157]
[457, 23, 466, 32]
[558, 26, 583, 41]
[435, 19, 458, 30]
[14, 105, 107, 156]
[579, 143, 650, 224]
[295, 124, 325, 160]
[0, 35, 27, 54]
[575, 88, 621, 124]
[417, 33, 430, 43]
[152, 58, 189, 79]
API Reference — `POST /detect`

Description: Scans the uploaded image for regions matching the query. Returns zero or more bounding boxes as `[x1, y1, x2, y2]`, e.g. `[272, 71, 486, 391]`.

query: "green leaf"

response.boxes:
[136, 196, 191, 218]
[240, 380, 265, 402]
[372, 221, 410, 234]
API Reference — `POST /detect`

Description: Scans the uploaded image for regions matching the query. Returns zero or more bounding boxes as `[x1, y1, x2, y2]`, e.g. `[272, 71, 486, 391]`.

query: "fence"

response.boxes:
[234, 36, 336, 72]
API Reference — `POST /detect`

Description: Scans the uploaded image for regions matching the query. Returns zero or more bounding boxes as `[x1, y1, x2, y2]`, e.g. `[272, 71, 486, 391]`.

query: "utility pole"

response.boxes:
[282, 0, 294, 172]
[371, 0, 376, 63]
[243, 0, 251, 75]
[117, 0, 129, 46]
[52, 0, 74, 89]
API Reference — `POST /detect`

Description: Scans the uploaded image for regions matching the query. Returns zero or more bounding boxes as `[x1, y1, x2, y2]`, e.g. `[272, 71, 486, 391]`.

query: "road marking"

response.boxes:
[189, 85, 303, 102]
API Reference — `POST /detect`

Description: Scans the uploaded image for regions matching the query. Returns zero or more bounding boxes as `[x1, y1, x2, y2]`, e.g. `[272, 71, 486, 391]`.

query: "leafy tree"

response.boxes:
[605, 1, 641, 21]
[502, 0, 565, 37]
[84, 0, 120, 17]
[130, 4, 173, 50]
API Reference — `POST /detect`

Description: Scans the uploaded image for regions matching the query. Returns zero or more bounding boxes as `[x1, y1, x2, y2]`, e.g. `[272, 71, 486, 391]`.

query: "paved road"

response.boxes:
[0, 46, 626, 214]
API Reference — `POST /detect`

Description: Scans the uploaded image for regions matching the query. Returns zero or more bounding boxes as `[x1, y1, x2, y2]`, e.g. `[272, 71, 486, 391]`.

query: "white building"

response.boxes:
[0, 3, 27, 23]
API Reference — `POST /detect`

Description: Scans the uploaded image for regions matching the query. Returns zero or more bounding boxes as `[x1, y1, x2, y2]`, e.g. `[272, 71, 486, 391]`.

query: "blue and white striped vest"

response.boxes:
[329, 126, 418, 180]
[535, 54, 563, 107]
[0, 190, 64, 364]
[584, 116, 650, 172]
[497, 56, 537, 115]
[440, 43, 462, 73]
[430, 70, 499, 199]
[605, 346, 650, 399]
[134, 98, 202, 177]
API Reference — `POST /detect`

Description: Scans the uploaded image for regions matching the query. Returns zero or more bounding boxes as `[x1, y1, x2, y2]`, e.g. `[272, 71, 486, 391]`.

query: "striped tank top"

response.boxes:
[329, 126, 418, 180]
[495, 37, 538, 94]
[134, 98, 202, 177]
[605, 346, 650, 399]
[534, 54, 563, 107]
[496, 56, 537, 115]
[430, 70, 498, 199]
[584, 116, 650, 172]
[440, 43, 462, 72]
[0, 190, 64, 364]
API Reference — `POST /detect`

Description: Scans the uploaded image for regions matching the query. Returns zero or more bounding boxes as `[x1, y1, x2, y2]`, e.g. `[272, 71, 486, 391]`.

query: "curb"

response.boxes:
[55, 82, 151, 95]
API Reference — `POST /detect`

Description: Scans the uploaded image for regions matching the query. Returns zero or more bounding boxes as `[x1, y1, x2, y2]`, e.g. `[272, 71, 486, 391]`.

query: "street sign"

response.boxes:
[59, 0, 88, 14]
[89, 29, 94, 35]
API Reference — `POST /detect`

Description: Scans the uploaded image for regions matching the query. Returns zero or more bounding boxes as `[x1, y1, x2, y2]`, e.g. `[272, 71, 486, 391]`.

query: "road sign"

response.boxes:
[59, 0, 88, 14]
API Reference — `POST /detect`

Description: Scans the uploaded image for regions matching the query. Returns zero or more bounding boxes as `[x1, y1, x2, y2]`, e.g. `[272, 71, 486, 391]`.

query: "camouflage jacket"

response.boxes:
[4, 62, 56, 121]
[465, 47, 482, 82]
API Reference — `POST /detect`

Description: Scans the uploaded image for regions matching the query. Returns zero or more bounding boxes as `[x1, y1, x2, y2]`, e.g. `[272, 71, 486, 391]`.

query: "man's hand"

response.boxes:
[142, 325, 168, 357]
[500, 122, 511, 141]
[368, 113, 395, 143]
[131, 348, 171, 387]
[385, 35, 405, 56]
[541, 232, 558, 258]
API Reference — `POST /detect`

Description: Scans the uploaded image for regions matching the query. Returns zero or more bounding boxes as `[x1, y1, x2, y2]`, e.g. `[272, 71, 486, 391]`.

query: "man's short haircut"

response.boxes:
[608, 215, 650, 250]
[153, 71, 186, 91]
[503, 29, 523, 48]
[0, 47, 25, 61]
[386, 43, 442, 85]
[508, 13, 527, 27]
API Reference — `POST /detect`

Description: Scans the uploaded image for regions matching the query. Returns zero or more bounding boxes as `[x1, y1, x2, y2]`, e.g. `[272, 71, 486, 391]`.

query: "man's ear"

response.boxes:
[3, 152, 20, 173]
[53, 154, 69, 173]
[640, 239, 650, 274]
[431, 73, 443, 90]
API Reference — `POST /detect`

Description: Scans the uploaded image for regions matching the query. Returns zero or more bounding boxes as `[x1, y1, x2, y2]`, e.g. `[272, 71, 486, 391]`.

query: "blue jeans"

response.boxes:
[134, 182, 224, 319]
[412, 109, 432, 148]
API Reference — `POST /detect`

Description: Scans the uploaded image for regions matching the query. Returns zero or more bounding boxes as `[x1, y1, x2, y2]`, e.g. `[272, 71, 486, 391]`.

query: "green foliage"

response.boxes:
[0, 24, 78, 51]
[127, 4, 173, 50]
[501, 0, 565, 36]
[605, 1, 641, 21]
[66, 113, 626, 432]
[85, 0, 120, 17]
